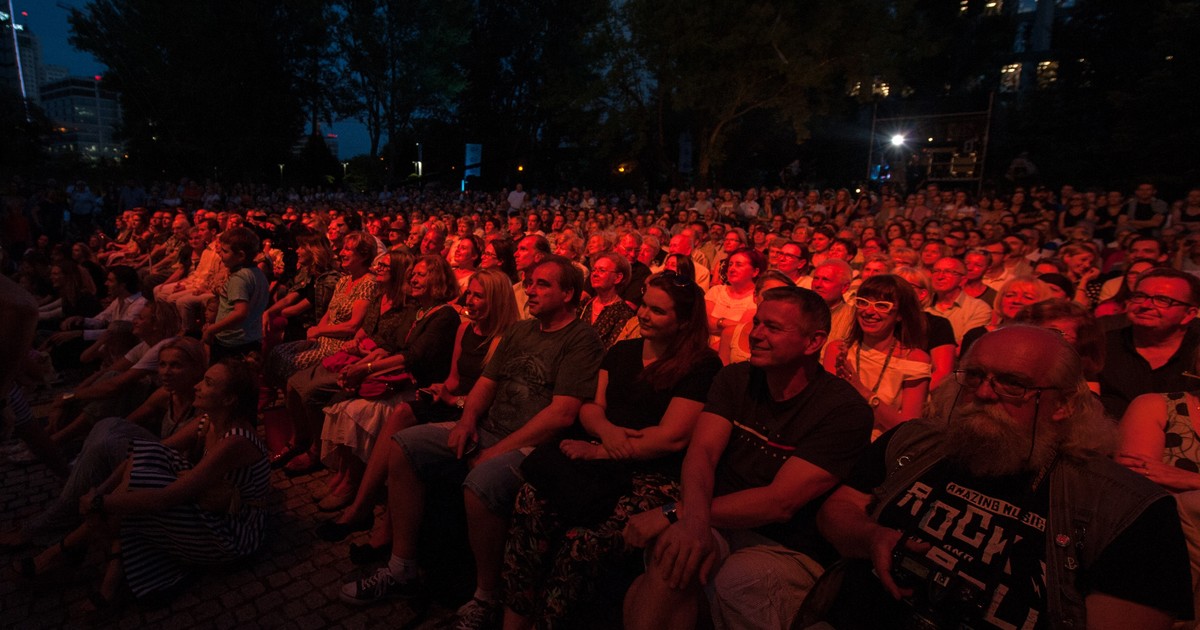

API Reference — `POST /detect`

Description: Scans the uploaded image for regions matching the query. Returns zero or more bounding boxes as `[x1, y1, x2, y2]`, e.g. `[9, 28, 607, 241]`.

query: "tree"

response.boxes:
[620, 0, 934, 184]
[335, 0, 470, 171]
[1003, 0, 1200, 190]
[69, 1, 308, 180]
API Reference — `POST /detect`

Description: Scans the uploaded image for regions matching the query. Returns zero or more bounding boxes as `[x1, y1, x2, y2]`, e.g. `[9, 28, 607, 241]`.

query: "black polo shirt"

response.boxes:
[1098, 322, 1200, 419]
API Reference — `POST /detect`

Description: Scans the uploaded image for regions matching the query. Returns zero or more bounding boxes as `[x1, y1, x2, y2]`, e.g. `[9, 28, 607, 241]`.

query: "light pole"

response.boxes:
[341, 161, 350, 178]
[278, 163, 285, 187]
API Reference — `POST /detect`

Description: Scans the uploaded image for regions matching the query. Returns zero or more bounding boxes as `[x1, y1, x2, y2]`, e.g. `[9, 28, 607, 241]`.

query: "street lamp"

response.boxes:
[890, 134, 906, 147]
[341, 161, 350, 178]
[278, 163, 285, 186]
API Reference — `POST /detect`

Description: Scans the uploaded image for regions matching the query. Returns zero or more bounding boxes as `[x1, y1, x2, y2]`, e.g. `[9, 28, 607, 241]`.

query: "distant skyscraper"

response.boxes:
[40, 76, 124, 162]
[1, 9, 44, 104]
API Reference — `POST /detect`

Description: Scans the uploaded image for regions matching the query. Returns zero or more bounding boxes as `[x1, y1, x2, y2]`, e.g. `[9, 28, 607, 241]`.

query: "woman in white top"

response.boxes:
[705, 248, 764, 346]
[825, 274, 931, 438]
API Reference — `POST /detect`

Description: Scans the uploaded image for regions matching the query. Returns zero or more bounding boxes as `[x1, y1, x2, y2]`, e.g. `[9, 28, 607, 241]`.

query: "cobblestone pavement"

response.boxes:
[1, 403, 473, 629]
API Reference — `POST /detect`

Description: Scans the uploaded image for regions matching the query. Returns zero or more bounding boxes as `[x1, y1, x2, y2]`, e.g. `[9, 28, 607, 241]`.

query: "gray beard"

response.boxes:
[942, 403, 1058, 478]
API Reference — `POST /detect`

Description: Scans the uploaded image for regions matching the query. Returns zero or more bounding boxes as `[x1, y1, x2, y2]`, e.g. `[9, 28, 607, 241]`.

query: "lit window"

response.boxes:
[873, 81, 891, 97]
[960, 0, 969, 13]
[1036, 60, 1059, 88]
[1000, 63, 1021, 92]
[984, 0, 1002, 14]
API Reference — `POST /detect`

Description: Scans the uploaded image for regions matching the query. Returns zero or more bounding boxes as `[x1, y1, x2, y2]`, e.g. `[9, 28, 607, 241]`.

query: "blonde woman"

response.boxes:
[959, 275, 1051, 356]
[316, 268, 519, 552]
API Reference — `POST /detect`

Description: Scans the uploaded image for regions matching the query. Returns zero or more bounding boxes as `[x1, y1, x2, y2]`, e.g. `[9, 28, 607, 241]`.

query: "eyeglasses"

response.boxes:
[852, 297, 895, 314]
[1128, 292, 1193, 309]
[953, 369, 1057, 400]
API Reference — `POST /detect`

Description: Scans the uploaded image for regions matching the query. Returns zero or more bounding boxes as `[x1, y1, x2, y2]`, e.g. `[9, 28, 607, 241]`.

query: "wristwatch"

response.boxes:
[869, 395, 882, 408]
[661, 502, 679, 524]
[455, 396, 466, 410]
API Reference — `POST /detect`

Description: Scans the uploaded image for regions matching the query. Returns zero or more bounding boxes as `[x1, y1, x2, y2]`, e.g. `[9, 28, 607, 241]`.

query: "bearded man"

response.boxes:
[816, 326, 1192, 630]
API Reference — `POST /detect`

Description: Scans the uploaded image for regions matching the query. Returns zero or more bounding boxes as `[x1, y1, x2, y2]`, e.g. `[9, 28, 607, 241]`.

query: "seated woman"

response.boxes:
[501, 272, 723, 629]
[705, 247, 765, 346]
[15, 358, 269, 612]
[0, 337, 207, 548]
[298, 254, 460, 498]
[270, 232, 380, 468]
[315, 268, 519, 552]
[37, 259, 99, 330]
[959, 275, 1050, 356]
[1118, 350, 1200, 623]
[451, 234, 483, 290]
[261, 230, 341, 359]
[719, 270, 795, 365]
[824, 274, 931, 438]
[48, 300, 182, 445]
[264, 231, 374, 398]
[582, 252, 636, 349]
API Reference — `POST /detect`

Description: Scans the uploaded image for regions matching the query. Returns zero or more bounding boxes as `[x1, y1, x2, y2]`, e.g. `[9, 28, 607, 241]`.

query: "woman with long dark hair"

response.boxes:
[500, 271, 723, 628]
[824, 274, 931, 437]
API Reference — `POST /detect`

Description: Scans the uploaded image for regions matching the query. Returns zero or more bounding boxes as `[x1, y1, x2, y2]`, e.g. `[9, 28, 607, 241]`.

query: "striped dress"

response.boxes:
[119, 426, 270, 597]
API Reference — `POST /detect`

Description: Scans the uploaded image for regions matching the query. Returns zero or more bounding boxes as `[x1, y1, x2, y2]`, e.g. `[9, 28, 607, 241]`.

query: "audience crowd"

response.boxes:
[4, 176, 1200, 629]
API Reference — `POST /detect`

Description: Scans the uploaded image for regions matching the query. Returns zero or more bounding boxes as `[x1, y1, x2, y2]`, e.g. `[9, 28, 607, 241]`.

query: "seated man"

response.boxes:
[622, 287, 873, 629]
[339, 256, 604, 629]
[817, 326, 1192, 630]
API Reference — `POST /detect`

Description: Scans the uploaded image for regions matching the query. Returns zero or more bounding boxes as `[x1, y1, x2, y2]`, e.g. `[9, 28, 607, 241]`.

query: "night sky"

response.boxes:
[13, 0, 370, 159]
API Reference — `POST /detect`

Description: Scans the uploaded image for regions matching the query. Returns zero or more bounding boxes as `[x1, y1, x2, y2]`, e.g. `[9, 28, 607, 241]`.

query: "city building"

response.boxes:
[1, 9, 43, 104]
[40, 76, 124, 162]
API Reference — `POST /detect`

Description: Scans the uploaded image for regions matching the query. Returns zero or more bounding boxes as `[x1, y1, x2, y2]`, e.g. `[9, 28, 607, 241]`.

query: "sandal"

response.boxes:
[269, 442, 306, 469]
[282, 451, 323, 477]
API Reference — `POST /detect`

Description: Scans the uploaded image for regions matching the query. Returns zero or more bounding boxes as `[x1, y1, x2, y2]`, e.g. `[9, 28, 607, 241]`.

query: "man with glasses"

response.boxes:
[1098, 268, 1200, 418]
[622, 287, 872, 630]
[769, 240, 810, 287]
[817, 326, 1192, 630]
[927, 257, 992, 346]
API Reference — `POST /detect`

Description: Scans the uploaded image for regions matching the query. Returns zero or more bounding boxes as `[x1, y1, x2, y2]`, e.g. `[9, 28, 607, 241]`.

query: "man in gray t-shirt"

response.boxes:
[340, 257, 603, 624]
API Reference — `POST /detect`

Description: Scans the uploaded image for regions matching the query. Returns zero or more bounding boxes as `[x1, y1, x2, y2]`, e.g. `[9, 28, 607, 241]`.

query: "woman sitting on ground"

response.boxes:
[15, 358, 269, 613]
[501, 271, 723, 629]
[0, 337, 207, 548]
[824, 274, 931, 438]
[37, 259, 99, 329]
[305, 253, 461, 508]
[315, 268, 519, 556]
[48, 300, 182, 445]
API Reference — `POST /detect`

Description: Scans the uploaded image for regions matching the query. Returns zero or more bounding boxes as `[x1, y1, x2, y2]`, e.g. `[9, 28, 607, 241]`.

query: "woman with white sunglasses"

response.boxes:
[824, 274, 932, 439]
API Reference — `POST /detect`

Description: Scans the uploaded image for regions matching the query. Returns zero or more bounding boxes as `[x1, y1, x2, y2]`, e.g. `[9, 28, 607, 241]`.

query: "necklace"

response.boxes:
[854, 336, 902, 396]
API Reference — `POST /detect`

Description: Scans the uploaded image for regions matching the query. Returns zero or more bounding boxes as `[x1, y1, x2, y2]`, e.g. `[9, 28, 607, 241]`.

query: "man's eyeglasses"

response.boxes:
[852, 297, 895, 314]
[1128, 292, 1193, 309]
[953, 369, 1057, 400]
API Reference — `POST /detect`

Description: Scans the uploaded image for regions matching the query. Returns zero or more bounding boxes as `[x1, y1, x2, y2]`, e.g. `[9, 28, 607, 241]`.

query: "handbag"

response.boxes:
[519, 443, 634, 526]
[320, 350, 416, 400]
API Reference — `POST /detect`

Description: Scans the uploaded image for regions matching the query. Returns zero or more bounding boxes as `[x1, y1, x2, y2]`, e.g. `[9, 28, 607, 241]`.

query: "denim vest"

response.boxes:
[871, 420, 1169, 629]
